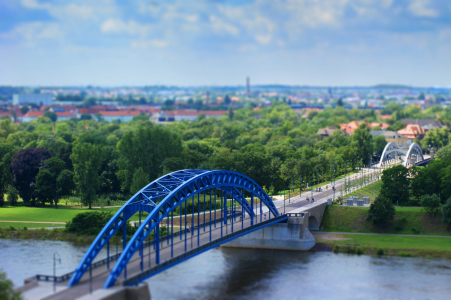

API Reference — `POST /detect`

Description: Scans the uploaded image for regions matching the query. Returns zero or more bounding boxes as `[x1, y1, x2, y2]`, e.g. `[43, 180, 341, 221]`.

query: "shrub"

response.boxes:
[443, 197, 451, 226]
[420, 194, 441, 214]
[393, 216, 407, 231]
[0, 269, 22, 300]
[23, 227, 27, 231]
[377, 248, 384, 255]
[65, 211, 113, 235]
[333, 246, 339, 253]
[367, 195, 395, 226]
[6, 186, 19, 206]
[356, 248, 363, 255]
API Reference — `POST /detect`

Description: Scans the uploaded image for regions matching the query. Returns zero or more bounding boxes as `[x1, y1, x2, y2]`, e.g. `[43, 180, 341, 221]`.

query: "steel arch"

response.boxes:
[379, 142, 399, 165]
[405, 143, 424, 166]
[68, 169, 279, 288]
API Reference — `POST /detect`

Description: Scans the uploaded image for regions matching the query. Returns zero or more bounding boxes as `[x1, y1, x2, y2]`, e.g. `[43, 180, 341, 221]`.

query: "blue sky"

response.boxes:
[1, 0, 450, 87]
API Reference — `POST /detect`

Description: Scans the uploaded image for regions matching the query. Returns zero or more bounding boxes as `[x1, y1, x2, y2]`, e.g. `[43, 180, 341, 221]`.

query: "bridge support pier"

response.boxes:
[222, 214, 315, 251]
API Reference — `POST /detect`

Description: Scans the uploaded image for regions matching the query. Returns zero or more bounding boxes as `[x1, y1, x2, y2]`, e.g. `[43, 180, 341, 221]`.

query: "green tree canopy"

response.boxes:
[380, 165, 410, 205]
[71, 143, 105, 209]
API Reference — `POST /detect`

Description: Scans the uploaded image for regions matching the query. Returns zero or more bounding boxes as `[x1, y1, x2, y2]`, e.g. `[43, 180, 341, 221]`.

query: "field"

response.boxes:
[321, 205, 451, 235]
[344, 180, 382, 202]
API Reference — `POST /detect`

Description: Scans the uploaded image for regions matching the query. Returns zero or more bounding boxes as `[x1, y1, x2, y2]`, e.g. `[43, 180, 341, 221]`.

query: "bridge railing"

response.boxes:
[34, 213, 262, 283]
[122, 215, 288, 286]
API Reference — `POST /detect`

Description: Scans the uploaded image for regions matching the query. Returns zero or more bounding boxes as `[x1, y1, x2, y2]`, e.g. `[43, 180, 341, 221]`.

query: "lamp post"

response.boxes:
[299, 175, 302, 197]
[53, 252, 61, 292]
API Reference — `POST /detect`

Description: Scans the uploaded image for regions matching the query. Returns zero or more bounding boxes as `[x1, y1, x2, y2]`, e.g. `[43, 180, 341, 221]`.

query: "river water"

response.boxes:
[1, 239, 451, 299]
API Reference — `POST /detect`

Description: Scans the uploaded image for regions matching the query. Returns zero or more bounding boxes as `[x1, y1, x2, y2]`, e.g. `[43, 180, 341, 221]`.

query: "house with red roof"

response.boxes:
[99, 110, 141, 122]
[0, 112, 14, 122]
[397, 124, 426, 139]
[23, 111, 45, 122]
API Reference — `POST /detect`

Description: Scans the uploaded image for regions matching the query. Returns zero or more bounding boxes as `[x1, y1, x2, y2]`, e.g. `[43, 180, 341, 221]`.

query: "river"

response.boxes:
[1, 239, 451, 299]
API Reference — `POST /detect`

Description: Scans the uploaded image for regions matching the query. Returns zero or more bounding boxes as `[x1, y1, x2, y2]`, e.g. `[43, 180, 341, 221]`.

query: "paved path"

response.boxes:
[314, 232, 451, 238]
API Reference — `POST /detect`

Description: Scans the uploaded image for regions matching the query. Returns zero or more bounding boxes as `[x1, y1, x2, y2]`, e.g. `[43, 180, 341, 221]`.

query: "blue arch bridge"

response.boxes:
[30, 169, 328, 299]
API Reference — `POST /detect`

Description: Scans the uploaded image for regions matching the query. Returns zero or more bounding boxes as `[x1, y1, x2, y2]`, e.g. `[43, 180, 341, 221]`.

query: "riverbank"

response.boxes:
[313, 232, 451, 259]
[0, 227, 96, 244]
[321, 204, 451, 235]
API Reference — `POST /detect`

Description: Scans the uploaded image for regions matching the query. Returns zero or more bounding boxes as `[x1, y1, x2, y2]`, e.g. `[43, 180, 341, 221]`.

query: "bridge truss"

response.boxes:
[68, 169, 280, 289]
[379, 142, 424, 167]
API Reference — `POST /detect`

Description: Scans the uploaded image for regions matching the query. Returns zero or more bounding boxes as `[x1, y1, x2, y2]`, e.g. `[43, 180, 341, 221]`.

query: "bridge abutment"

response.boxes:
[222, 214, 315, 251]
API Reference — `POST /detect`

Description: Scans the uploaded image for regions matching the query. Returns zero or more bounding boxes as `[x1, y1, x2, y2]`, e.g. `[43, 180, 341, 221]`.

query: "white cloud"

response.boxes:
[1, 22, 63, 44]
[131, 39, 167, 49]
[101, 19, 150, 36]
[409, 0, 438, 17]
[21, 0, 95, 19]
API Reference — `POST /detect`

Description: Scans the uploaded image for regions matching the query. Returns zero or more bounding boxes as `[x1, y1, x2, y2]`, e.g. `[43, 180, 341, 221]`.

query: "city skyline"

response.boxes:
[1, 0, 451, 87]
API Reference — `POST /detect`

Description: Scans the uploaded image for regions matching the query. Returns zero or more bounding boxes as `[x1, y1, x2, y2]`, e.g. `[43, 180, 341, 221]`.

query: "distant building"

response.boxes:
[23, 111, 44, 122]
[400, 119, 445, 131]
[383, 131, 408, 143]
[339, 121, 360, 134]
[398, 124, 426, 139]
[99, 110, 141, 122]
[150, 110, 228, 124]
[0, 112, 14, 122]
[368, 122, 390, 130]
[13, 93, 53, 106]
[317, 125, 343, 137]
[55, 112, 75, 121]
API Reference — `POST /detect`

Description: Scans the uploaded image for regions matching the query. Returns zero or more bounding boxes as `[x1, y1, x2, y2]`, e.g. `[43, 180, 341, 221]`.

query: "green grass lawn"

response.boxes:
[0, 205, 125, 224]
[332, 234, 451, 252]
[321, 204, 451, 236]
[345, 180, 382, 202]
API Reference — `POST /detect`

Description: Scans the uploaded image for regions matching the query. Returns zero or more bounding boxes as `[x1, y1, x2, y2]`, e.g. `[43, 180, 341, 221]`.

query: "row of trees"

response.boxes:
[0, 102, 409, 209]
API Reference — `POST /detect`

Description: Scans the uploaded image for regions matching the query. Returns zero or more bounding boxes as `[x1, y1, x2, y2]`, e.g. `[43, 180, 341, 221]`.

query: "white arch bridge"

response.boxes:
[379, 142, 425, 167]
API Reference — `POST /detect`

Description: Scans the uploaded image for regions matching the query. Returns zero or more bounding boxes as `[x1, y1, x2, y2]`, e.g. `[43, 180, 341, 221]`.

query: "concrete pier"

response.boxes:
[223, 214, 315, 251]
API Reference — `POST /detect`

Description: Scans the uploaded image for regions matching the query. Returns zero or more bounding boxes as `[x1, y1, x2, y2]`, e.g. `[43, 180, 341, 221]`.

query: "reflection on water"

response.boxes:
[0, 239, 107, 287]
[2, 238, 451, 299]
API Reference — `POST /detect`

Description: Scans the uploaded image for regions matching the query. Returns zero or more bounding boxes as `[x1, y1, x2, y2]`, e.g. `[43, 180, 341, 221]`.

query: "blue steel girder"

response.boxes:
[68, 169, 207, 287]
[68, 169, 278, 288]
[101, 169, 279, 288]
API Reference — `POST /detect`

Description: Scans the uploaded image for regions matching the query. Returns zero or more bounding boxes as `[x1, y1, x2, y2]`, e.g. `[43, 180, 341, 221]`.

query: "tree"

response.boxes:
[0, 119, 16, 138]
[373, 135, 387, 158]
[0, 269, 22, 300]
[351, 123, 373, 164]
[130, 167, 150, 195]
[380, 165, 410, 205]
[20, 105, 29, 114]
[367, 194, 395, 226]
[228, 107, 234, 120]
[420, 194, 441, 214]
[410, 160, 445, 201]
[71, 143, 105, 209]
[442, 197, 451, 226]
[116, 126, 183, 194]
[0, 143, 16, 206]
[44, 111, 58, 122]
[337, 98, 344, 106]
[7, 186, 19, 206]
[10, 148, 52, 205]
[224, 95, 231, 105]
[57, 169, 75, 198]
[422, 128, 450, 149]
[36, 157, 65, 207]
